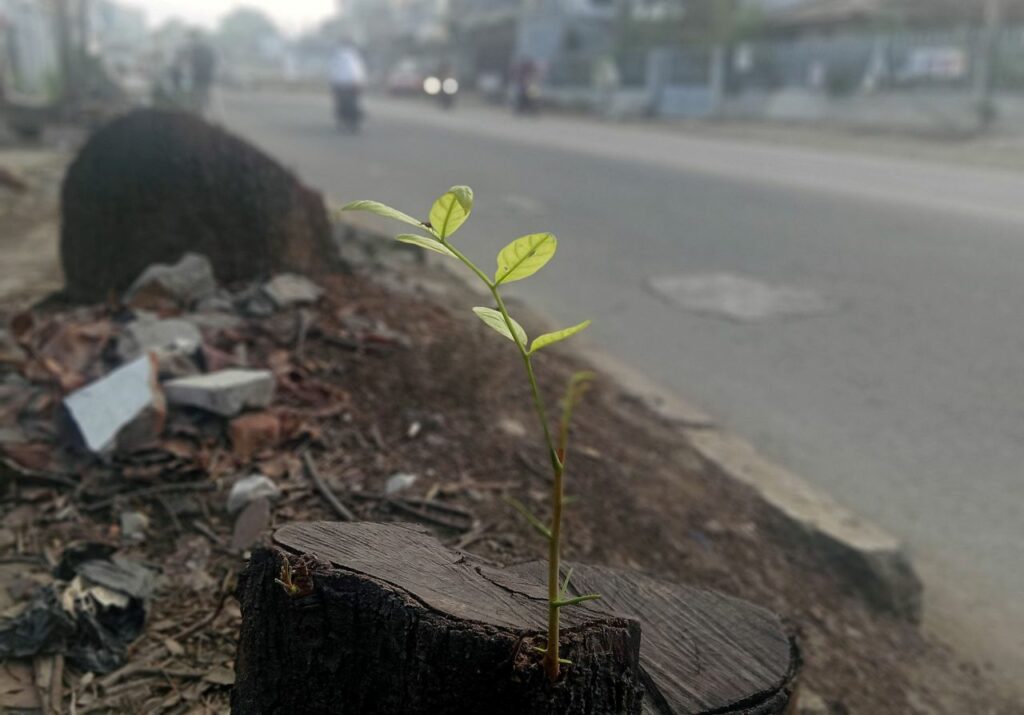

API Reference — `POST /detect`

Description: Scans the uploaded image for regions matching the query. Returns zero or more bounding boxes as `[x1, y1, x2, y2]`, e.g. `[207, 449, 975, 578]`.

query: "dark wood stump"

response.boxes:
[60, 109, 335, 302]
[233, 522, 799, 715]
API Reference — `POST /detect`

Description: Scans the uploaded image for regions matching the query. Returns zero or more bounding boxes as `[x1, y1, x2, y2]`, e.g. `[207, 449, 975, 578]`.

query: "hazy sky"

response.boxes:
[131, 0, 337, 33]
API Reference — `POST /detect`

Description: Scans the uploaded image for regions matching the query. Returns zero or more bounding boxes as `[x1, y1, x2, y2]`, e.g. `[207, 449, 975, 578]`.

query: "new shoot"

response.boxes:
[343, 186, 597, 683]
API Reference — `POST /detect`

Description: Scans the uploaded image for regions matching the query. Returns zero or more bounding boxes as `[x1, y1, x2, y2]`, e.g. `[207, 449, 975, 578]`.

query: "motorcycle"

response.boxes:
[332, 85, 363, 132]
[423, 75, 459, 110]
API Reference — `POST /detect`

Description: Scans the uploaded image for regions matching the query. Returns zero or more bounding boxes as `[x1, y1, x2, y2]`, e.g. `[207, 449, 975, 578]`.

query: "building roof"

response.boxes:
[766, 0, 1024, 28]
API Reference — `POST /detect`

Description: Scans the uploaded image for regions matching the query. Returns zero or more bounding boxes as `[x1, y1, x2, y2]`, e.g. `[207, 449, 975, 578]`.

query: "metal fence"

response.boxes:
[731, 27, 991, 95]
[728, 25, 1024, 95]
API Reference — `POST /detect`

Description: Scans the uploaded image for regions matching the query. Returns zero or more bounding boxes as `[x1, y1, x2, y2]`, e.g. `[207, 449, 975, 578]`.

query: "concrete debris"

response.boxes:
[164, 369, 275, 417]
[193, 292, 236, 314]
[498, 417, 527, 439]
[117, 315, 202, 362]
[76, 555, 157, 600]
[227, 474, 281, 515]
[262, 273, 323, 309]
[63, 355, 166, 454]
[231, 497, 270, 552]
[797, 688, 829, 715]
[120, 510, 150, 544]
[385, 472, 418, 496]
[184, 311, 244, 334]
[125, 252, 217, 309]
[237, 285, 277, 318]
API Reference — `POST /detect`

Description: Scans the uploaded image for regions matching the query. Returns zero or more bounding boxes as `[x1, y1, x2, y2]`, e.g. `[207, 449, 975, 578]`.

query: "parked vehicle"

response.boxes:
[386, 58, 427, 96]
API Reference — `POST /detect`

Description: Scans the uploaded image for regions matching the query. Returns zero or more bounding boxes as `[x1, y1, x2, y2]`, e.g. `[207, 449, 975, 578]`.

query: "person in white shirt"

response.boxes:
[330, 40, 367, 130]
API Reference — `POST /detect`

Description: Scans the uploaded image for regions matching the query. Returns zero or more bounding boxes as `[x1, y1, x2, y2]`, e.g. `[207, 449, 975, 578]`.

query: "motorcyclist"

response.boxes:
[511, 56, 539, 115]
[330, 39, 367, 131]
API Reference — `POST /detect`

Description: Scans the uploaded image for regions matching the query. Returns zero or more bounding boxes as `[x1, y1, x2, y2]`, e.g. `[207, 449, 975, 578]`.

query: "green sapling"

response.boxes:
[343, 186, 598, 683]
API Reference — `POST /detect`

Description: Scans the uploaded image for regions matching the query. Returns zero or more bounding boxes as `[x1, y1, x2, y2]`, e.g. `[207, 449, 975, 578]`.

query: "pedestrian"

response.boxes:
[330, 38, 367, 131]
[186, 31, 217, 112]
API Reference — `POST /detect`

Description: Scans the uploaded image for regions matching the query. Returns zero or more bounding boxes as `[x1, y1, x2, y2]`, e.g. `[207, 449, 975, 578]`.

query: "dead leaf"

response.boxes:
[163, 638, 185, 656]
[203, 665, 234, 686]
[0, 660, 40, 709]
[9, 312, 34, 342]
[0, 442, 53, 472]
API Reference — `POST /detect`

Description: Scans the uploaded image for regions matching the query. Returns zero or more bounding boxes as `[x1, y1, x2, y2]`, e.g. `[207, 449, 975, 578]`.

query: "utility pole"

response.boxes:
[708, 0, 737, 117]
[53, 0, 75, 114]
[975, 0, 1003, 130]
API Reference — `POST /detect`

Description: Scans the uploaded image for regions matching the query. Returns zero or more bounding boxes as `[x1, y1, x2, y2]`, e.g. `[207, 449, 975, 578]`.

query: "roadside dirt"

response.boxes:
[0, 142, 1020, 712]
[1, 232, 1020, 713]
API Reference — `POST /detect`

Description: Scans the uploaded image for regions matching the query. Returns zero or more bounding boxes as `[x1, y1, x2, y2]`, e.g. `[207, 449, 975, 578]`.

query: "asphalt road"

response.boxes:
[219, 91, 1024, 683]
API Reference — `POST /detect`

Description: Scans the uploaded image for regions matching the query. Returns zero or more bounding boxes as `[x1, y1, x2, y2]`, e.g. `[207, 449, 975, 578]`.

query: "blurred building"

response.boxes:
[0, 0, 61, 108]
[343, 0, 452, 80]
[720, 0, 1024, 132]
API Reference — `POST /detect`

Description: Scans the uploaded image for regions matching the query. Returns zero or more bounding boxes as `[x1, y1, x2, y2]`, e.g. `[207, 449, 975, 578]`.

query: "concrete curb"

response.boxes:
[584, 351, 923, 623]
[335, 216, 925, 623]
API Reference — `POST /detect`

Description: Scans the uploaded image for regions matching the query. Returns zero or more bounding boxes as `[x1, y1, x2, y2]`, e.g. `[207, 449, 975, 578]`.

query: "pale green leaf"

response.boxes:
[530, 320, 591, 354]
[429, 186, 474, 239]
[472, 307, 527, 345]
[396, 234, 456, 258]
[494, 233, 557, 285]
[503, 496, 551, 539]
[342, 200, 425, 229]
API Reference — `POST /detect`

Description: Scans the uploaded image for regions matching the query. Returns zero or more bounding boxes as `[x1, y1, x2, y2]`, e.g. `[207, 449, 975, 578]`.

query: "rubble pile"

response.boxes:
[1, 245, 1015, 714]
[0, 252, 454, 713]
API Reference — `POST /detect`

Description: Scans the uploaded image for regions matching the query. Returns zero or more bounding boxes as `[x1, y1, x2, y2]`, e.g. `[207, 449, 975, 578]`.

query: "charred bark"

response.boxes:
[233, 522, 798, 715]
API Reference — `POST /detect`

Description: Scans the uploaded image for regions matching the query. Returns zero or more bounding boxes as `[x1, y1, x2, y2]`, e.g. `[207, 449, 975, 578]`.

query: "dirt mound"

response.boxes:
[60, 109, 335, 302]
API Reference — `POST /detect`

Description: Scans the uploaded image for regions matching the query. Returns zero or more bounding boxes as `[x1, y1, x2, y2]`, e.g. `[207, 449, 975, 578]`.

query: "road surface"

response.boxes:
[219, 91, 1024, 685]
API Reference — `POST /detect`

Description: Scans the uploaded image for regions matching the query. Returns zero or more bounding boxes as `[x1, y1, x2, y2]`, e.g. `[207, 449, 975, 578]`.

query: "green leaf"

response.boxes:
[396, 234, 456, 258]
[552, 594, 602, 608]
[429, 186, 474, 239]
[341, 200, 425, 229]
[503, 496, 551, 539]
[494, 233, 557, 285]
[472, 307, 527, 345]
[559, 567, 575, 600]
[530, 320, 591, 354]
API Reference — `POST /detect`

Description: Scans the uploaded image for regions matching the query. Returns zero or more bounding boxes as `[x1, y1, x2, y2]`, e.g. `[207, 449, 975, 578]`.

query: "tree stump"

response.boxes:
[60, 109, 336, 302]
[233, 522, 799, 715]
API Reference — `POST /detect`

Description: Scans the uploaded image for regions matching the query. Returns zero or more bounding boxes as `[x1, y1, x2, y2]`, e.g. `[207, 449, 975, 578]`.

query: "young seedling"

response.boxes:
[343, 186, 597, 683]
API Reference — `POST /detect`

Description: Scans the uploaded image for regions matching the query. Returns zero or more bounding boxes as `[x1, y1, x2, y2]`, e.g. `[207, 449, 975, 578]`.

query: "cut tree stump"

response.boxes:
[233, 522, 799, 715]
[60, 109, 336, 302]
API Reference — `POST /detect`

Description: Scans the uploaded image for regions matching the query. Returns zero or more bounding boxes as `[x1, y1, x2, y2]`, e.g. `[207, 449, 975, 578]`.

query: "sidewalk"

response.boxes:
[651, 117, 1024, 175]
[0, 147, 67, 303]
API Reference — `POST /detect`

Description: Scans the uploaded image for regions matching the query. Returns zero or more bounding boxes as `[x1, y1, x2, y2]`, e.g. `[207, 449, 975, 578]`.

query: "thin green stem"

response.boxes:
[443, 236, 566, 682]
[545, 461, 564, 681]
[439, 238, 495, 292]
[442, 238, 561, 469]
[492, 290, 561, 470]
